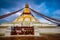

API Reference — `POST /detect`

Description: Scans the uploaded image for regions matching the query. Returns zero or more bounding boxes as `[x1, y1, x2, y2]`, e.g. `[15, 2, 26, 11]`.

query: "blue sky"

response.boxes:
[0, 0, 60, 24]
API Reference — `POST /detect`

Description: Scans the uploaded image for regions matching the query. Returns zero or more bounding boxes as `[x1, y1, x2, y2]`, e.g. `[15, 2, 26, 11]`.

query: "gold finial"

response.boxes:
[25, 4, 29, 8]
[23, 3, 31, 14]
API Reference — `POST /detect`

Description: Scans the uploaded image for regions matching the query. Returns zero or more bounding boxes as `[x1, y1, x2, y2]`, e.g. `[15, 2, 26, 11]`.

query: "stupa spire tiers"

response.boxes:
[14, 3, 39, 22]
[23, 4, 31, 14]
[25, 4, 29, 8]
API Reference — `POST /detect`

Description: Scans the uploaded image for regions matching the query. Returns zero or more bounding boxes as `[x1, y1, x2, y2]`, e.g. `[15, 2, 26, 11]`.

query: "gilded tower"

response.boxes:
[14, 4, 39, 22]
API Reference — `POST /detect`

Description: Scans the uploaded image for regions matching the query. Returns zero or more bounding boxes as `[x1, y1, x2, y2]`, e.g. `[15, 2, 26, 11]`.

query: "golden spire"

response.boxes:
[25, 4, 29, 8]
[14, 4, 39, 22]
[23, 4, 31, 14]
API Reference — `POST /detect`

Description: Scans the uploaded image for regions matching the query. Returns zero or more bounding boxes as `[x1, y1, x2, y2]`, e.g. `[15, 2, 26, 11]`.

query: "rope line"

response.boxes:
[0, 8, 24, 19]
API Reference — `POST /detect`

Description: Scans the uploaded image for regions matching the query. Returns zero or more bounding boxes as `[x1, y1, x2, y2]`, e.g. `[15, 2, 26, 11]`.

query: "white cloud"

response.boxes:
[31, 2, 46, 12]
[38, 2, 50, 15]
[30, 2, 52, 24]
[1, 8, 10, 14]
[38, 18, 53, 24]
[0, 8, 22, 22]
[31, 2, 50, 15]
[31, 2, 51, 24]
[52, 10, 60, 20]
[4, 12, 22, 22]
[15, 12, 22, 16]
[53, 10, 60, 15]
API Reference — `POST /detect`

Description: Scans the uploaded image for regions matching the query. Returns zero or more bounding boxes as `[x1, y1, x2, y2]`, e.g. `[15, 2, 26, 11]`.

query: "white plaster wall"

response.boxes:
[38, 27, 60, 34]
[5, 26, 11, 36]
[0, 28, 6, 34]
